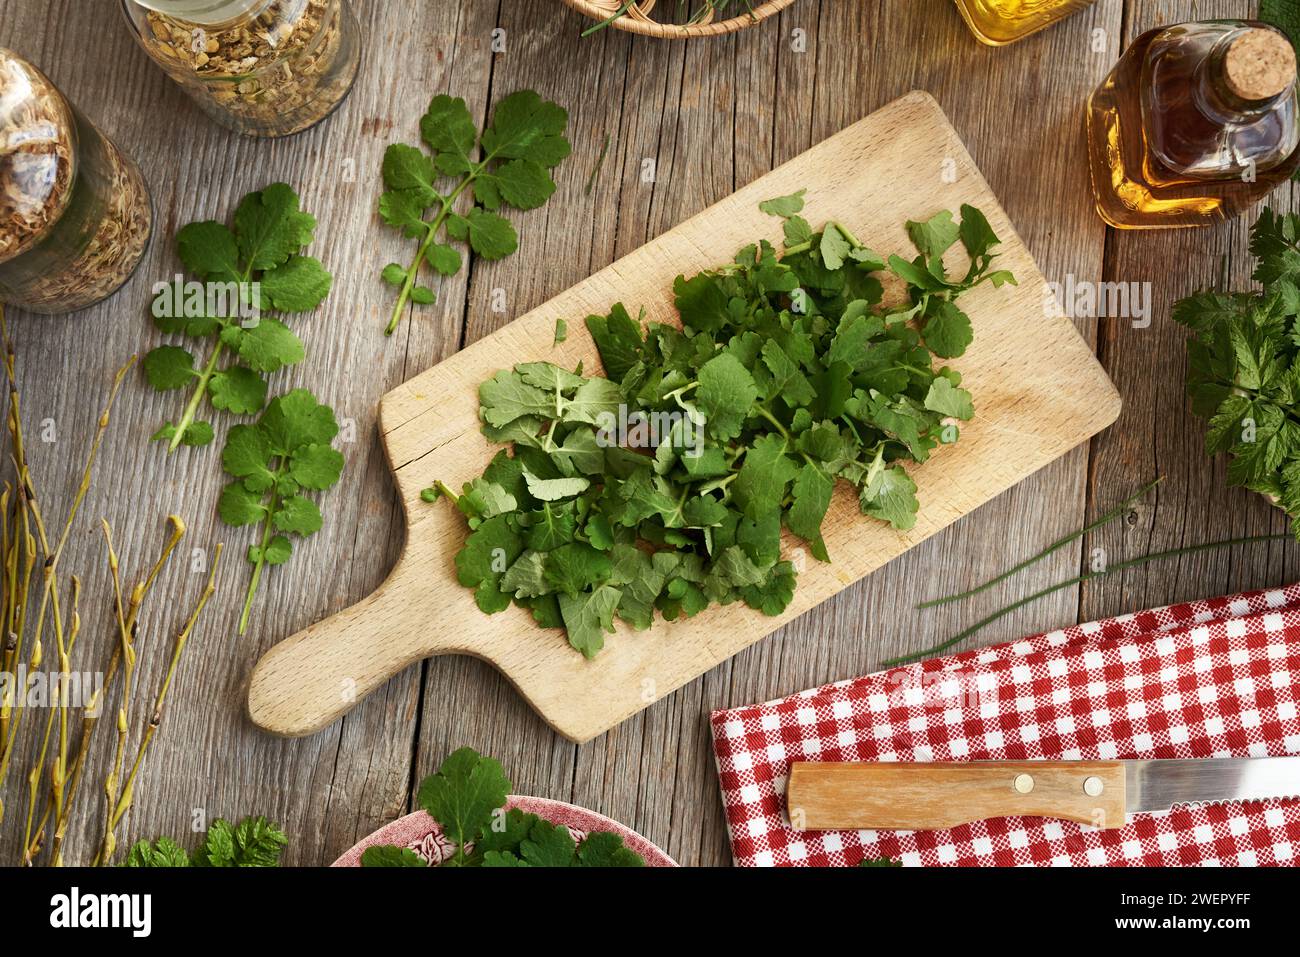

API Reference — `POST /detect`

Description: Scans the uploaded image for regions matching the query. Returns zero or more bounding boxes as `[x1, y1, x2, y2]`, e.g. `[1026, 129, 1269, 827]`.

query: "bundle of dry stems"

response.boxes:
[0, 304, 223, 866]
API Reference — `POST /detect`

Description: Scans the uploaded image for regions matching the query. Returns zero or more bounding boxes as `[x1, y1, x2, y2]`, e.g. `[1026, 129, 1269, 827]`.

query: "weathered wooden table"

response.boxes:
[0, 0, 1289, 867]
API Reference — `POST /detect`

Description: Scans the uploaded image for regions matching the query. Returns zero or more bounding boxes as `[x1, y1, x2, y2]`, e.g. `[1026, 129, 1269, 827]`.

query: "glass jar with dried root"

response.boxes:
[120, 0, 361, 138]
[0, 49, 153, 315]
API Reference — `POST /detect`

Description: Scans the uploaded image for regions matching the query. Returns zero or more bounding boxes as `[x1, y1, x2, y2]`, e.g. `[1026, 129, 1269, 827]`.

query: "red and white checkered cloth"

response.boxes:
[710, 583, 1300, 866]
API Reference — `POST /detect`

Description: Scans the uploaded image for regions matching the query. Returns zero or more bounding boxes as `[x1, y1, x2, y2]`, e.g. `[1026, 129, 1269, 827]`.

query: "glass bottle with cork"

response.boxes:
[1087, 20, 1300, 229]
[0, 48, 153, 315]
[953, 0, 1097, 46]
[120, 0, 361, 138]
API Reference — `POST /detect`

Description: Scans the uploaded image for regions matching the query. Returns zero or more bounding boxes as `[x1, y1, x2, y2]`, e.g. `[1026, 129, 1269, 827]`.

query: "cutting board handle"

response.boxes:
[246, 564, 449, 737]
[786, 761, 1127, 831]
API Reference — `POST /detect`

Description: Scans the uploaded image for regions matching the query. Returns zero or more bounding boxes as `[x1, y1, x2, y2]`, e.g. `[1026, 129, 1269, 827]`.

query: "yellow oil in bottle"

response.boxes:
[953, 0, 1096, 46]
[1087, 21, 1300, 229]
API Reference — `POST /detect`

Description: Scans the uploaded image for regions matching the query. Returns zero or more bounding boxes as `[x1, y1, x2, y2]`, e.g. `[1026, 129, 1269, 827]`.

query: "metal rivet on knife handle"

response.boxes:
[1083, 775, 1104, 797]
[1013, 773, 1034, 794]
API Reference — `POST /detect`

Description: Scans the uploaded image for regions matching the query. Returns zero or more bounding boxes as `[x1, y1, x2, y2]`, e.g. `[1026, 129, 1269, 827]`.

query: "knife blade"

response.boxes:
[1126, 757, 1300, 813]
[786, 758, 1300, 831]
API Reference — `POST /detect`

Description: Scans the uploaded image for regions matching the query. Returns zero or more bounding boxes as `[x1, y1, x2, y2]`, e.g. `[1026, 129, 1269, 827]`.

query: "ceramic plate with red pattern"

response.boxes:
[332, 795, 677, 867]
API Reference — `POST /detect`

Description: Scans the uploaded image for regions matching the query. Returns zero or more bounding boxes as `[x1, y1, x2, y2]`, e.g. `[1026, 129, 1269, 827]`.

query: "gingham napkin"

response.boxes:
[710, 583, 1300, 866]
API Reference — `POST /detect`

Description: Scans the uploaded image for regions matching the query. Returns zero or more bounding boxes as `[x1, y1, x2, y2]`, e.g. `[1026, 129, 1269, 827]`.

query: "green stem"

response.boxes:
[755, 406, 791, 442]
[917, 476, 1163, 609]
[580, 0, 635, 36]
[386, 177, 475, 337]
[885, 534, 1291, 666]
[239, 468, 282, 635]
[168, 341, 224, 452]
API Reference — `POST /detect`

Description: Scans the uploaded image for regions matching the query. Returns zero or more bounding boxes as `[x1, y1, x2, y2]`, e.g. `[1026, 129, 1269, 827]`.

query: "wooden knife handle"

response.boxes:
[787, 761, 1127, 831]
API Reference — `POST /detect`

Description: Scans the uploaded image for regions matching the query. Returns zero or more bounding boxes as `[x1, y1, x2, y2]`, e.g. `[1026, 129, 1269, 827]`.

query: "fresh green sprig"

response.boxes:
[431, 195, 1015, 657]
[1177, 208, 1300, 532]
[361, 747, 644, 868]
[217, 389, 345, 634]
[145, 184, 333, 452]
[123, 816, 287, 867]
[378, 90, 571, 336]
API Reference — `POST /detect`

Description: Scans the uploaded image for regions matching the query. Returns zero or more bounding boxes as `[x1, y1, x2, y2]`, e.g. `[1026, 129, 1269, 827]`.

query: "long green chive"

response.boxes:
[886, 533, 1291, 667]
[916, 476, 1163, 609]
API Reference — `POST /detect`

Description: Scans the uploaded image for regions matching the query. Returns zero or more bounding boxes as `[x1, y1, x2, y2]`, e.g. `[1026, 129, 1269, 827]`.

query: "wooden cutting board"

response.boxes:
[247, 91, 1121, 743]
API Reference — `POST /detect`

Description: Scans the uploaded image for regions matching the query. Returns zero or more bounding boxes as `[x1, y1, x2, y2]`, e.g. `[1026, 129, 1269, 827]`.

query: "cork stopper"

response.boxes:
[1224, 28, 1297, 102]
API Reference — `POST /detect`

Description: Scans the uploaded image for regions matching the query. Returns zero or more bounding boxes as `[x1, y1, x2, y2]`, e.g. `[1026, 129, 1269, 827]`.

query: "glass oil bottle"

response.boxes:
[1087, 21, 1300, 229]
[952, 0, 1097, 46]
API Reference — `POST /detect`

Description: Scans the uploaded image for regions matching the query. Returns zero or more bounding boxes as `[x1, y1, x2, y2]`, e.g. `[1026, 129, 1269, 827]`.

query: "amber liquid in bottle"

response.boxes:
[953, 0, 1096, 46]
[1087, 21, 1300, 229]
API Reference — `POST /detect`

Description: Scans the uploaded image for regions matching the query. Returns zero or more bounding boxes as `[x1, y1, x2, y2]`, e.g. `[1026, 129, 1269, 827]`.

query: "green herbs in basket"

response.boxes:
[427, 195, 1015, 657]
[361, 748, 645, 868]
[1176, 207, 1300, 531]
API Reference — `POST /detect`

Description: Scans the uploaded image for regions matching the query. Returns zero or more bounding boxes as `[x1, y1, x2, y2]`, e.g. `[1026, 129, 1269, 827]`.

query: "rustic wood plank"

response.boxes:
[8, 0, 1270, 871]
[1081, 0, 1300, 628]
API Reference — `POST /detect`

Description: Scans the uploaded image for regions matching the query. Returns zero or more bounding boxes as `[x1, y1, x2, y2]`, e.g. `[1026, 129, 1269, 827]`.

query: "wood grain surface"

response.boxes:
[0, 0, 1289, 867]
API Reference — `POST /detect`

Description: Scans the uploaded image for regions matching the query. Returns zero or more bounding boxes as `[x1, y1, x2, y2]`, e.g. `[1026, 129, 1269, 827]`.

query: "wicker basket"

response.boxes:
[561, 0, 798, 38]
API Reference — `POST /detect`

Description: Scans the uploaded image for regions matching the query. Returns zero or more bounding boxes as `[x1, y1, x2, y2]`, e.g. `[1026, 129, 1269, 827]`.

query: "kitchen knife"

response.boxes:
[785, 758, 1300, 831]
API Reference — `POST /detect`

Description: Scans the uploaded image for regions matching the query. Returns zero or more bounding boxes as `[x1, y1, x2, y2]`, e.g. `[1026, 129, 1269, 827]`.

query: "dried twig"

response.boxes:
[103, 543, 223, 853]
